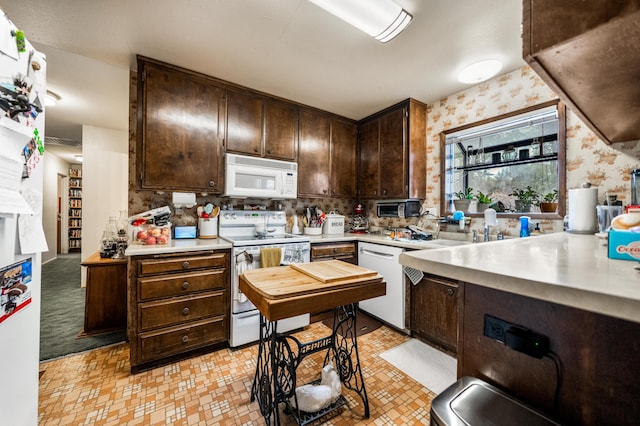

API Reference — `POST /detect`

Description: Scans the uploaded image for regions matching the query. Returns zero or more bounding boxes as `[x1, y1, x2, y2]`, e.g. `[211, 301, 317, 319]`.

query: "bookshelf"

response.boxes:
[68, 168, 82, 252]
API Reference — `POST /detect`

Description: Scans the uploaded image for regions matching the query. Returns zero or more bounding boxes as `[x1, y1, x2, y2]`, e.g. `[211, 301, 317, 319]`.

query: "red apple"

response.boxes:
[145, 236, 157, 245]
[137, 230, 148, 241]
[150, 227, 161, 237]
[161, 227, 170, 236]
[157, 235, 169, 244]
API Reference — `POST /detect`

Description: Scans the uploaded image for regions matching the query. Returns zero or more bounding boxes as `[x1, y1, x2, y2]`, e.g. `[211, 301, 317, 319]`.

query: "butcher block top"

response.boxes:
[239, 260, 386, 322]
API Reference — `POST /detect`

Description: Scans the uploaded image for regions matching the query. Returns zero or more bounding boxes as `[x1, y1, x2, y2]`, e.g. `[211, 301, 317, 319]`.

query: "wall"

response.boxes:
[81, 125, 128, 285]
[42, 151, 70, 263]
[425, 66, 640, 235]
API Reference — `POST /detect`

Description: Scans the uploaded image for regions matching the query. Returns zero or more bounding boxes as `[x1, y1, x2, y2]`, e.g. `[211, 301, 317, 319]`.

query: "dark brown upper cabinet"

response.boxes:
[357, 99, 427, 200]
[226, 90, 298, 161]
[136, 58, 224, 193]
[298, 108, 357, 198]
[523, 0, 640, 144]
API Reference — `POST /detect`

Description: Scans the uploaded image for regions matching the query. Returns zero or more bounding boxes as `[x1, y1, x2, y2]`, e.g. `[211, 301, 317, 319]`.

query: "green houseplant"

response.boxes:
[510, 186, 540, 212]
[475, 191, 494, 212]
[452, 187, 473, 213]
[538, 190, 559, 213]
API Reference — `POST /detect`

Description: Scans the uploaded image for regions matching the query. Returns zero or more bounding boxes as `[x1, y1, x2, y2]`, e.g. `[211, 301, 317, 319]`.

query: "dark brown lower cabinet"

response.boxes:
[80, 252, 128, 336]
[309, 241, 357, 323]
[409, 274, 461, 355]
[460, 283, 640, 425]
[128, 249, 230, 373]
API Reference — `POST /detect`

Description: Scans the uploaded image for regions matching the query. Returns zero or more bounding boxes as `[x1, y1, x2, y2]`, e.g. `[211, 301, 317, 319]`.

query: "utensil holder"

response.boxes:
[198, 217, 218, 239]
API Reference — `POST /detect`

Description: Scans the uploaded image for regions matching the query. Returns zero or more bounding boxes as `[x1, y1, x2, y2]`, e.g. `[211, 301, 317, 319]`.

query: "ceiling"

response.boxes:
[2, 0, 525, 163]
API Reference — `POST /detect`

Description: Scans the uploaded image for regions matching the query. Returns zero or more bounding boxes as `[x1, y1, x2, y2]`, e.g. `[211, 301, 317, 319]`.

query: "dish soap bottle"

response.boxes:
[519, 216, 531, 238]
[291, 215, 301, 235]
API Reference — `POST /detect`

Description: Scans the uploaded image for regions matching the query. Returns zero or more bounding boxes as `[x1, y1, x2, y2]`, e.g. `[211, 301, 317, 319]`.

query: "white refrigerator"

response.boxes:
[0, 8, 48, 426]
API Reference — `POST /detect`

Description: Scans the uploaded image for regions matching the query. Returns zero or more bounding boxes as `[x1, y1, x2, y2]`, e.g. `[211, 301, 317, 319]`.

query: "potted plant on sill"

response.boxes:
[510, 186, 540, 213]
[475, 191, 494, 212]
[538, 190, 558, 213]
[453, 187, 473, 213]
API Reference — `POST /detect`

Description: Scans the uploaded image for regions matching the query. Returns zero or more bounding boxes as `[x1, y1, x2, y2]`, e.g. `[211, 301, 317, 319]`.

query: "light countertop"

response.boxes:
[399, 232, 640, 324]
[124, 238, 232, 256]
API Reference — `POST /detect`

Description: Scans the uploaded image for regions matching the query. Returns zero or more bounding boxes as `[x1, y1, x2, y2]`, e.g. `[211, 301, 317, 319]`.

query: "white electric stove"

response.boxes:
[219, 210, 310, 347]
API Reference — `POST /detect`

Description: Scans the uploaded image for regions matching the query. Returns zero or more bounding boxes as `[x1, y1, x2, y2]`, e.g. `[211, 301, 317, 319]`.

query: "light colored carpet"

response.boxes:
[380, 338, 456, 394]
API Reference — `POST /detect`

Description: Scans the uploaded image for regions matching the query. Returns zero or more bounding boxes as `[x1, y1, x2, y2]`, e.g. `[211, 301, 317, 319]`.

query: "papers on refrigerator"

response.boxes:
[0, 153, 33, 215]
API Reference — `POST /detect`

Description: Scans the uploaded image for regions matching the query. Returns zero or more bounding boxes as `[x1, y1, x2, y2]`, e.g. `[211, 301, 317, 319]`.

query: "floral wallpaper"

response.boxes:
[128, 66, 640, 237]
[425, 66, 640, 236]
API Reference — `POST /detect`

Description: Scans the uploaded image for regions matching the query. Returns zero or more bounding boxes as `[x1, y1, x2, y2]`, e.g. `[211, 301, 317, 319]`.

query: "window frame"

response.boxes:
[439, 100, 566, 219]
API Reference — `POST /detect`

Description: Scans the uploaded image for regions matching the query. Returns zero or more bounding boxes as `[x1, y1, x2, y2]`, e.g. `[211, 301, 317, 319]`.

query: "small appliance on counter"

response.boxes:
[350, 203, 368, 233]
[376, 199, 422, 218]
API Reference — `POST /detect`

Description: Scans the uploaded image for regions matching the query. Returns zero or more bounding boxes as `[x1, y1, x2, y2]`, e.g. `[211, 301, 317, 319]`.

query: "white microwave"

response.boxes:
[224, 153, 297, 199]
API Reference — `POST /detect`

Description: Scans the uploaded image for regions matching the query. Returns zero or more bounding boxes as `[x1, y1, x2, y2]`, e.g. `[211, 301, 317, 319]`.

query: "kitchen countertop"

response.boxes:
[399, 232, 640, 324]
[124, 238, 232, 256]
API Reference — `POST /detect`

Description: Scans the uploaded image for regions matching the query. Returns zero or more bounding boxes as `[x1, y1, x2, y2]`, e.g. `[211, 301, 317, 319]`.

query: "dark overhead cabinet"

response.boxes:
[358, 99, 427, 199]
[137, 58, 225, 192]
[523, 1, 640, 144]
[298, 108, 357, 198]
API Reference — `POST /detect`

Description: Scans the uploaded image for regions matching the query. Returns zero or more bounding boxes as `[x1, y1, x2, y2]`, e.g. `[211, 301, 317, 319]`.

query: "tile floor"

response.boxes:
[38, 322, 437, 425]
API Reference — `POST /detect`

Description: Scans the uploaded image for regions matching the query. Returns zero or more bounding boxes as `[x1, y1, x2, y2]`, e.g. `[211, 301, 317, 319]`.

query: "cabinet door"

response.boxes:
[379, 106, 407, 198]
[264, 100, 298, 160]
[139, 62, 224, 192]
[330, 119, 357, 198]
[226, 90, 264, 156]
[298, 109, 331, 197]
[410, 275, 459, 353]
[358, 119, 380, 199]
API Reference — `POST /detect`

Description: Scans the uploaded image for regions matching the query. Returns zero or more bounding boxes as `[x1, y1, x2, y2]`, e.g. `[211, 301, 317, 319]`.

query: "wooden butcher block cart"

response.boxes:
[239, 260, 386, 425]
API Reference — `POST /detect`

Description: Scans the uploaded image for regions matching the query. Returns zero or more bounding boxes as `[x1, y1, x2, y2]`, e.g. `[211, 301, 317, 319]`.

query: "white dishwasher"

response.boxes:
[358, 242, 406, 331]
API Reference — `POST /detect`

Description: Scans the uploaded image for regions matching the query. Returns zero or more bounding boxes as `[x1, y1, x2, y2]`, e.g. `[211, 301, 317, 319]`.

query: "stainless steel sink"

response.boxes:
[385, 237, 471, 247]
[422, 239, 471, 247]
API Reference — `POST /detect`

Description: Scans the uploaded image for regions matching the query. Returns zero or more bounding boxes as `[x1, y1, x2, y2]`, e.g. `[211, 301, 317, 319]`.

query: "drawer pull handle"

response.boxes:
[181, 281, 189, 290]
[447, 288, 455, 296]
[182, 307, 190, 315]
[182, 335, 189, 343]
[182, 261, 190, 269]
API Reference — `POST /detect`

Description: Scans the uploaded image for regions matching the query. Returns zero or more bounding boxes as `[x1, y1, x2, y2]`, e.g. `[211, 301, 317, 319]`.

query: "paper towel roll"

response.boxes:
[171, 192, 196, 208]
[568, 187, 598, 233]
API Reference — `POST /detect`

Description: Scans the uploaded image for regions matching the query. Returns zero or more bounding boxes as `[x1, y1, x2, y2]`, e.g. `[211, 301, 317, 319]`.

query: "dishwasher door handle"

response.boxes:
[360, 248, 395, 258]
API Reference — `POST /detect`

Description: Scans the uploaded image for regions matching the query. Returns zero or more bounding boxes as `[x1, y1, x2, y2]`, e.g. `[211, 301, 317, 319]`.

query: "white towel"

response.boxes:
[235, 258, 253, 303]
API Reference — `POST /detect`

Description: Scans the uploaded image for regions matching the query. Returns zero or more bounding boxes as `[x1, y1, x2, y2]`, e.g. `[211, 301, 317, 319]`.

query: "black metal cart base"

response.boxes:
[251, 303, 370, 425]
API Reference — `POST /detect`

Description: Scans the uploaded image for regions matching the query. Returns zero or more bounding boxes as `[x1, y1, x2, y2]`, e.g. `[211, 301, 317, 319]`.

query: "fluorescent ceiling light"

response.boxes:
[309, 0, 412, 43]
[45, 90, 61, 107]
[75, 155, 83, 162]
[457, 59, 503, 84]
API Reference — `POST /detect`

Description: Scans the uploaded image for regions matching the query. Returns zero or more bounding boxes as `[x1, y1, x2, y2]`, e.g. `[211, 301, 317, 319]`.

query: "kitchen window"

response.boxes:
[440, 100, 566, 218]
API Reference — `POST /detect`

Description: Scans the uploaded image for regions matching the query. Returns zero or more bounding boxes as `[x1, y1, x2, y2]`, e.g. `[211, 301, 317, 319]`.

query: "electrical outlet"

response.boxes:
[484, 314, 550, 358]
[483, 314, 513, 343]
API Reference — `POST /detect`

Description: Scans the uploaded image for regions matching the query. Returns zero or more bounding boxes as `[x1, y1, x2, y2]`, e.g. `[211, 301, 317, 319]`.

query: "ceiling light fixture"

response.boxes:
[457, 59, 503, 84]
[309, 0, 412, 43]
[44, 90, 61, 107]
[74, 155, 83, 162]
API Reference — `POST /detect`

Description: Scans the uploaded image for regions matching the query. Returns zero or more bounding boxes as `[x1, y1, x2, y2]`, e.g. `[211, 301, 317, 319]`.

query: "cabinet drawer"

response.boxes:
[139, 291, 226, 331]
[138, 252, 228, 276]
[311, 243, 356, 258]
[138, 269, 226, 301]
[137, 317, 227, 363]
